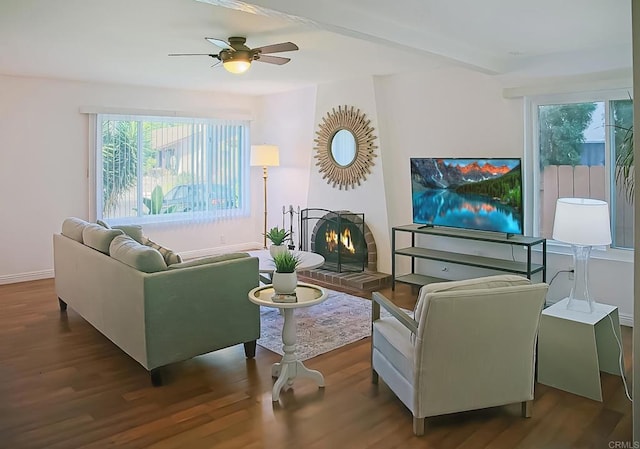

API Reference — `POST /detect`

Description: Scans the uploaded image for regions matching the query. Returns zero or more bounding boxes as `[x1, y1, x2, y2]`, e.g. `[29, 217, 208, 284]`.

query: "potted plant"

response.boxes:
[271, 251, 300, 294]
[264, 227, 290, 257]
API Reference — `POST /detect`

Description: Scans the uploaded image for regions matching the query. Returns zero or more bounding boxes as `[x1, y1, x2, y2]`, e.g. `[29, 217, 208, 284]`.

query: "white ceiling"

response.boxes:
[0, 0, 632, 95]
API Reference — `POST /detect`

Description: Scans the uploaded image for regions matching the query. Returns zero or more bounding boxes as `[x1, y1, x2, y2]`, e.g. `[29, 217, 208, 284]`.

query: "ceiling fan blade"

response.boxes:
[257, 54, 291, 65]
[205, 37, 231, 49]
[253, 42, 298, 55]
[168, 53, 218, 57]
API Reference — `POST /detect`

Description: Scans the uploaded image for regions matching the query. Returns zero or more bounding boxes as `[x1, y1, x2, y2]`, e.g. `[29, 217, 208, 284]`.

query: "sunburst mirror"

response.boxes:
[313, 105, 378, 190]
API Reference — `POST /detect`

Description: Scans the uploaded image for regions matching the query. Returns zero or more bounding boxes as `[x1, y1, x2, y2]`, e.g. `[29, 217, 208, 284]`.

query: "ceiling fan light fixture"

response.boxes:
[223, 59, 251, 74]
[221, 51, 252, 74]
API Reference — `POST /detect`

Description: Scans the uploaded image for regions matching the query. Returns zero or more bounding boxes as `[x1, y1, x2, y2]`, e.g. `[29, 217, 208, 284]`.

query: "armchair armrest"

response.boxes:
[372, 291, 418, 334]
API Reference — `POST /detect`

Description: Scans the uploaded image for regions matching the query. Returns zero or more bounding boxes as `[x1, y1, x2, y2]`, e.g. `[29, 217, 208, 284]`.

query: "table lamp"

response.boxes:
[552, 198, 612, 313]
[250, 145, 280, 248]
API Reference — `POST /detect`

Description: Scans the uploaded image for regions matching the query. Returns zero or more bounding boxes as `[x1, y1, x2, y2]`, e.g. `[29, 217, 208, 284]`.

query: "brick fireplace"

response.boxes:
[298, 208, 390, 292]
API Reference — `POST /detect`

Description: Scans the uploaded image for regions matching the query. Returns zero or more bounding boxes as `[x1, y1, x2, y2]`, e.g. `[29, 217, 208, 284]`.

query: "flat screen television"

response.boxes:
[410, 158, 523, 235]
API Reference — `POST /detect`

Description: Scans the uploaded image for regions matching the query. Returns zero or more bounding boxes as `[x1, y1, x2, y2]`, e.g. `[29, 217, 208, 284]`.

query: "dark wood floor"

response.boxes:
[0, 278, 632, 448]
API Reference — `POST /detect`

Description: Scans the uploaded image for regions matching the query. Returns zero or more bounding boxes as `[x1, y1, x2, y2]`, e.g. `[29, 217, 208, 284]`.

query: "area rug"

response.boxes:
[256, 289, 412, 361]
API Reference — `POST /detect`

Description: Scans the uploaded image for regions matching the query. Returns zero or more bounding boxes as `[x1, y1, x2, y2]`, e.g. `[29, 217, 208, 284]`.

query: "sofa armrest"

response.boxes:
[142, 256, 260, 369]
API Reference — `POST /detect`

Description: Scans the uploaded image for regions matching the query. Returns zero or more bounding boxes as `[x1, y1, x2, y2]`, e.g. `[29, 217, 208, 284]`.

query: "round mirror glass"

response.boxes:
[330, 129, 357, 166]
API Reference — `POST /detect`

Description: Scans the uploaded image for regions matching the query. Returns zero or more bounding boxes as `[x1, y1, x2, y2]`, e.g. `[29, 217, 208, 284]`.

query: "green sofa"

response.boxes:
[53, 218, 260, 386]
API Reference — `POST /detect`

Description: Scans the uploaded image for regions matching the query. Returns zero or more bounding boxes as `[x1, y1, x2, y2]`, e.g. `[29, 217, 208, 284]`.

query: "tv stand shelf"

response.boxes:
[392, 224, 546, 290]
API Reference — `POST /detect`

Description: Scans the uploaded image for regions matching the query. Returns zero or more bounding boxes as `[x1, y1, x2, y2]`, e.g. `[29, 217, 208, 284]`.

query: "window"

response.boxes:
[95, 114, 249, 224]
[529, 91, 633, 249]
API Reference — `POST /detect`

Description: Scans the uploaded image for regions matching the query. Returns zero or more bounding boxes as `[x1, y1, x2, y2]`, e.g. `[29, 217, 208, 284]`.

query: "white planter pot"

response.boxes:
[272, 271, 298, 294]
[269, 244, 288, 258]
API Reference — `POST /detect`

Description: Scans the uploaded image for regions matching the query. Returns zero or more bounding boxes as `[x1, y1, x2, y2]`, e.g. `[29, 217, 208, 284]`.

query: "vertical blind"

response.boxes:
[97, 114, 249, 224]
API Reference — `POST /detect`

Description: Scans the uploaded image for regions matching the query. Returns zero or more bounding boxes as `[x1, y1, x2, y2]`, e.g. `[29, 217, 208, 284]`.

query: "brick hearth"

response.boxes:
[298, 268, 392, 293]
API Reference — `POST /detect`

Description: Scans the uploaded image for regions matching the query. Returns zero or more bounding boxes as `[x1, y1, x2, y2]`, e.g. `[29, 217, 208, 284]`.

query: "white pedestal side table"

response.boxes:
[248, 282, 328, 401]
[247, 250, 325, 285]
[538, 298, 623, 401]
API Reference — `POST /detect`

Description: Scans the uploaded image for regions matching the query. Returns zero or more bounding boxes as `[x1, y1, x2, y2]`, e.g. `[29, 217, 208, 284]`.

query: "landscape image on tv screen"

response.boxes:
[410, 158, 523, 234]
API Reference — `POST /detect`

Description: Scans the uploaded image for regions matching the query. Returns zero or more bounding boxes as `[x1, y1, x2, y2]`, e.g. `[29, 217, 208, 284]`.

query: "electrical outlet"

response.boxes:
[568, 267, 574, 280]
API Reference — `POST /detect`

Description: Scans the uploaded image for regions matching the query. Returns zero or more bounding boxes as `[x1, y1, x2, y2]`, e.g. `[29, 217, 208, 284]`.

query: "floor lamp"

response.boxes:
[250, 145, 280, 248]
[552, 198, 612, 313]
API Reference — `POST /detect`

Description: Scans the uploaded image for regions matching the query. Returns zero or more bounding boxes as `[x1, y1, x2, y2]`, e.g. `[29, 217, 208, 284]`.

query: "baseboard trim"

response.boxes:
[619, 313, 633, 327]
[0, 269, 54, 285]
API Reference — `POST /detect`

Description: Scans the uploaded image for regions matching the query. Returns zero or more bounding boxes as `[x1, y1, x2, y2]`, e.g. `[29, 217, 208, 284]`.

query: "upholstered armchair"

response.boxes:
[371, 275, 549, 436]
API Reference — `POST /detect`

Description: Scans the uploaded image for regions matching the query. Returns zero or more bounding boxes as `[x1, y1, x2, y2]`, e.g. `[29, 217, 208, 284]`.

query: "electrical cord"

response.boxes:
[548, 269, 573, 285]
[607, 313, 632, 402]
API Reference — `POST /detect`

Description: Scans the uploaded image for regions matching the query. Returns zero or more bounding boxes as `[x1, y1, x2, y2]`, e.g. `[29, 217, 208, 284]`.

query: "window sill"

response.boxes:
[545, 240, 633, 263]
[103, 209, 249, 227]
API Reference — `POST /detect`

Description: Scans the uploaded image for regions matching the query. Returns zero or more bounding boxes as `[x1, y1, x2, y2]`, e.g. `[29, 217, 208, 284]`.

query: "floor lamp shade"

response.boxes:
[251, 145, 280, 248]
[250, 145, 280, 167]
[552, 198, 612, 313]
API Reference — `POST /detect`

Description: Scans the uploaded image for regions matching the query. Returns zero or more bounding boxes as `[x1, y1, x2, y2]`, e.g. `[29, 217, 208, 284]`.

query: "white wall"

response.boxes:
[0, 75, 262, 283]
[374, 68, 524, 230]
[252, 86, 317, 246]
[309, 77, 391, 273]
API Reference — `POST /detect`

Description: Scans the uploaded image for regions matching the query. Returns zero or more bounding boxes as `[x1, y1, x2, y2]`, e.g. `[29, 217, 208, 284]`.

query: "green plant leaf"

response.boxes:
[264, 227, 290, 245]
[272, 251, 300, 273]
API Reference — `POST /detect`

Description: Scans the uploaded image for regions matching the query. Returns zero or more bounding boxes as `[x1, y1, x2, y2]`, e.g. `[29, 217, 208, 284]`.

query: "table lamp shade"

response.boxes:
[552, 198, 612, 246]
[250, 145, 280, 167]
[552, 198, 611, 314]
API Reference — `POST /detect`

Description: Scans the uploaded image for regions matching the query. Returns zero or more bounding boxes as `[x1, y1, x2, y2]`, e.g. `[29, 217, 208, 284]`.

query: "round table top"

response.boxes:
[247, 249, 325, 273]
[248, 282, 328, 309]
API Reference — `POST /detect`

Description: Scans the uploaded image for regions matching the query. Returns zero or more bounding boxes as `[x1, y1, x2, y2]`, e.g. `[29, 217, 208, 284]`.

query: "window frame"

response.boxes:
[90, 112, 251, 226]
[524, 88, 634, 260]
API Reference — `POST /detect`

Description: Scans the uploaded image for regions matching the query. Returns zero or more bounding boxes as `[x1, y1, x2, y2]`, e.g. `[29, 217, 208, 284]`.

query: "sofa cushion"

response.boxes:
[168, 252, 249, 270]
[62, 217, 90, 243]
[109, 235, 168, 273]
[141, 237, 182, 265]
[82, 224, 124, 254]
[95, 220, 145, 244]
[112, 225, 145, 244]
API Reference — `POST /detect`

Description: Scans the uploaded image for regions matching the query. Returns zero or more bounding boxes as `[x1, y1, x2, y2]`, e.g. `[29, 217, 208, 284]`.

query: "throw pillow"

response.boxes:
[109, 235, 167, 273]
[61, 217, 90, 243]
[82, 224, 124, 254]
[112, 225, 145, 244]
[141, 237, 182, 265]
[95, 220, 145, 244]
[168, 253, 248, 270]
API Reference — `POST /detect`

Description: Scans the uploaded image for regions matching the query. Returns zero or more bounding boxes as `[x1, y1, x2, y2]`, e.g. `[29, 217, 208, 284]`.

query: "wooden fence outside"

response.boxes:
[541, 165, 634, 248]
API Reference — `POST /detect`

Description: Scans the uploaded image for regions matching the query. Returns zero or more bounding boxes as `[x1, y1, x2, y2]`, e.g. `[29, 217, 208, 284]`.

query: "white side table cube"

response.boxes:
[538, 298, 623, 401]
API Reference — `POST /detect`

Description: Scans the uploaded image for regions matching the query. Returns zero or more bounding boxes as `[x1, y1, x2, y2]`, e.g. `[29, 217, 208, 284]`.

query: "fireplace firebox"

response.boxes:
[300, 209, 370, 273]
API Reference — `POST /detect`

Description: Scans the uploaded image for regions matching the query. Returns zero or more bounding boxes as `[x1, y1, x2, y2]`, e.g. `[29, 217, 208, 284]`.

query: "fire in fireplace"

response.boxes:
[325, 227, 356, 254]
[300, 209, 369, 273]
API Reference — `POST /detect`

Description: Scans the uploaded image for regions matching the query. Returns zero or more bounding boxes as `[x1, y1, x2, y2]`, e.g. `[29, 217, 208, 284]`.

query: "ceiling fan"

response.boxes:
[169, 36, 299, 74]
